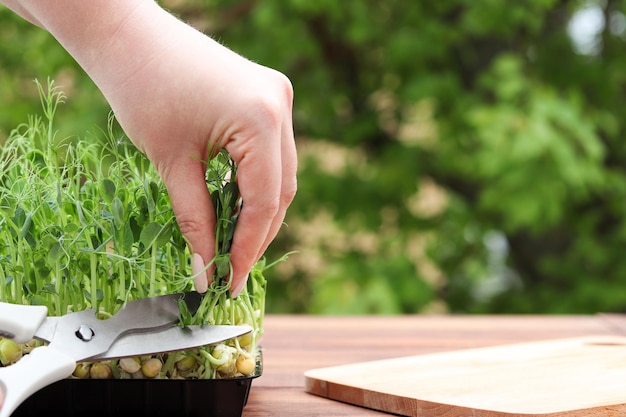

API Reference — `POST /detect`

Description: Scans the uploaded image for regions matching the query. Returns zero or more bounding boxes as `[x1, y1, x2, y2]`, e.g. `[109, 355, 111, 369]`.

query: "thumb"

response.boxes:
[161, 160, 216, 293]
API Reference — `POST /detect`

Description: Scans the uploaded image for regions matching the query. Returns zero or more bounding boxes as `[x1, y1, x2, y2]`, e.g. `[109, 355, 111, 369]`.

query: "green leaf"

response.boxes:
[119, 221, 134, 254]
[42, 283, 57, 295]
[75, 200, 88, 227]
[155, 222, 172, 247]
[47, 241, 64, 264]
[18, 211, 32, 239]
[28, 294, 48, 306]
[99, 178, 116, 204]
[112, 196, 124, 228]
[143, 179, 160, 214]
[26, 149, 46, 170]
[12, 206, 26, 232]
[214, 254, 232, 280]
[129, 216, 142, 242]
[139, 222, 171, 247]
[134, 195, 149, 226]
[24, 231, 36, 249]
[64, 222, 79, 235]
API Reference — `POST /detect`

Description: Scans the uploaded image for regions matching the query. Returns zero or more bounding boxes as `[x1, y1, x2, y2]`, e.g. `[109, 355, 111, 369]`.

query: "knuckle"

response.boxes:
[261, 195, 281, 218]
[245, 72, 293, 131]
[174, 213, 209, 237]
[249, 96, 283, 131]
[275, 71, 294, 103]
[282, 179, 297, 206]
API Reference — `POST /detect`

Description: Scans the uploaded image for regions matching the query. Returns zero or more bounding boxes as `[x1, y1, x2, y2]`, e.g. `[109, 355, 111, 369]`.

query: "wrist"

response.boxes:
[18, 0, 174, 93]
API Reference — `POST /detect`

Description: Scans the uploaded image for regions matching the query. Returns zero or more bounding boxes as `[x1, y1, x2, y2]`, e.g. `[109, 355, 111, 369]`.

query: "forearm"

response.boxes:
[0, 1, 42, 26]
[1, 0, 151, 52]
[0, 0, 189, 100]
[1, 0, 297, 295]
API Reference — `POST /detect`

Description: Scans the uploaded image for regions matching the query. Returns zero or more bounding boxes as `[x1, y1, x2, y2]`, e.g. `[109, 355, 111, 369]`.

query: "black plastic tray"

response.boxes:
[13, 351, 262, 417]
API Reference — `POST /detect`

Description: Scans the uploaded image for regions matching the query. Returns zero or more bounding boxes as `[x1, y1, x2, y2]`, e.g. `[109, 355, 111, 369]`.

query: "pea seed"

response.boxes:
[0, 339, 22, 365]
[235, 355, 255, 376]
[90, 362, 113, 379]
[237, 333, 253, 348]
[73, 362, 91, 379]
[141, 358, 163, 378]
[175, 355, 197, 372]
[119, 357, 141, 374]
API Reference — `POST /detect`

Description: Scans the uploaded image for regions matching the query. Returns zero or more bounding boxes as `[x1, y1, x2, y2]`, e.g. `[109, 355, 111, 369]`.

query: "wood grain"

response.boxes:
[304, 336, 626, 416]
[242, 315, 621, 416]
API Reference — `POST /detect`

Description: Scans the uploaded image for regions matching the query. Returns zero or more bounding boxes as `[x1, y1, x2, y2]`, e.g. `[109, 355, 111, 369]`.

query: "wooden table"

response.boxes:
[243, 314, 626, 416]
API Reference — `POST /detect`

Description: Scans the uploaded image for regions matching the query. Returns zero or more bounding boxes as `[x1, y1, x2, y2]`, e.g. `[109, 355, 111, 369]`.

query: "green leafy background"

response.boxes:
[2, 0, 626, 314]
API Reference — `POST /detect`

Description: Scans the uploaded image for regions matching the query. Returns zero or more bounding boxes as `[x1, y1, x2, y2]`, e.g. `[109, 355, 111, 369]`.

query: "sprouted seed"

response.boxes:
[0, 339, 22, 365]
[0, 79, 293, 380]
[141, 358, 163, 379]
[72, 363, 91, 379]
[89, 362, 113, 379]
[236, 355, 256, 376]
[175, 355, 197, 372]
[119, 357, 141, 374]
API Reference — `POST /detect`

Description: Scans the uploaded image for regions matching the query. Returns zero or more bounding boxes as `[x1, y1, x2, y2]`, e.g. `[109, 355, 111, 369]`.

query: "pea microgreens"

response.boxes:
[0, 79, 291, 379]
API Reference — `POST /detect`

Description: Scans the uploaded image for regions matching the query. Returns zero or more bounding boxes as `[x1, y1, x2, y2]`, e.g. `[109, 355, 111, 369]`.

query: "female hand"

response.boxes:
[0, 0, 297, 295]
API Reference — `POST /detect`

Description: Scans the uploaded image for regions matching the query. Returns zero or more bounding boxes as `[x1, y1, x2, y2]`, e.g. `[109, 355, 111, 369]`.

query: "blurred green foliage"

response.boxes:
[2, 0, 626, 314]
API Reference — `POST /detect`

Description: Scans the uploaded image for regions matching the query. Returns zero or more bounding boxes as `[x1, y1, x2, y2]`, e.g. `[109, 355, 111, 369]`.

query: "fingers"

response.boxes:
[226, 76, 296, 296]
[159, 123, 294, 298]
[154, 67, 295, 297]
[226, 135, 282, 296]
[254, 100, 298, 262]
[160, 158, 216, 293]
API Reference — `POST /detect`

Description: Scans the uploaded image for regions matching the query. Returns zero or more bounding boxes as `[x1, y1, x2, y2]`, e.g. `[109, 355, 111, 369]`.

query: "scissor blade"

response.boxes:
[30, 315, 60, 343]
[89, 324, 253, 360]
[0, 293, 208, 417]
[42, 292, 203, 362]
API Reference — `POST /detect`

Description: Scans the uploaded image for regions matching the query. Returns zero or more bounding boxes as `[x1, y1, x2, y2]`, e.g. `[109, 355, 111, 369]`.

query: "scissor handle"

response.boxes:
[0, 302, 48, 344]
[0, 346, 75, 417]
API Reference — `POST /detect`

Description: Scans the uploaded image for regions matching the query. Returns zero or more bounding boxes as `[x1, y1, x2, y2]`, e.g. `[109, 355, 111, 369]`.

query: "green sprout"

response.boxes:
[0, 79, 292, 379]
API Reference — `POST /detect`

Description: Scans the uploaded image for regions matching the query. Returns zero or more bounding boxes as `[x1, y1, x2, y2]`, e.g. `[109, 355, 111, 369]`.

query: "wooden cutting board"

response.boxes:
[304, 336, 626, 416]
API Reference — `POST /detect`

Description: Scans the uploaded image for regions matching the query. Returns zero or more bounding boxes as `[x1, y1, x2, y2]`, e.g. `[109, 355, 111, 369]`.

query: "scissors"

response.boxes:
[0, 292, 252, 417]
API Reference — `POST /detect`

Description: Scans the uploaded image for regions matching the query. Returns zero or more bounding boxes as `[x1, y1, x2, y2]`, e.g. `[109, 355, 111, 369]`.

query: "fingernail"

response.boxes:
[192, 253, 208, 293]
[231, 274, 249, 297]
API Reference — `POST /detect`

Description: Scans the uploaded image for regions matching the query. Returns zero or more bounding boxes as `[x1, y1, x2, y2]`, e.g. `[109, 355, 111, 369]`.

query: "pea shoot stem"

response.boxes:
[0, 79, 289, 379]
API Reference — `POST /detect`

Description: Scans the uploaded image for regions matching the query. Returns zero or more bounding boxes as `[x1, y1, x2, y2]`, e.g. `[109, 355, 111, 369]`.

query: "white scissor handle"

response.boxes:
[0, 346, 75, 417]
[0, 302, 48, 344]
